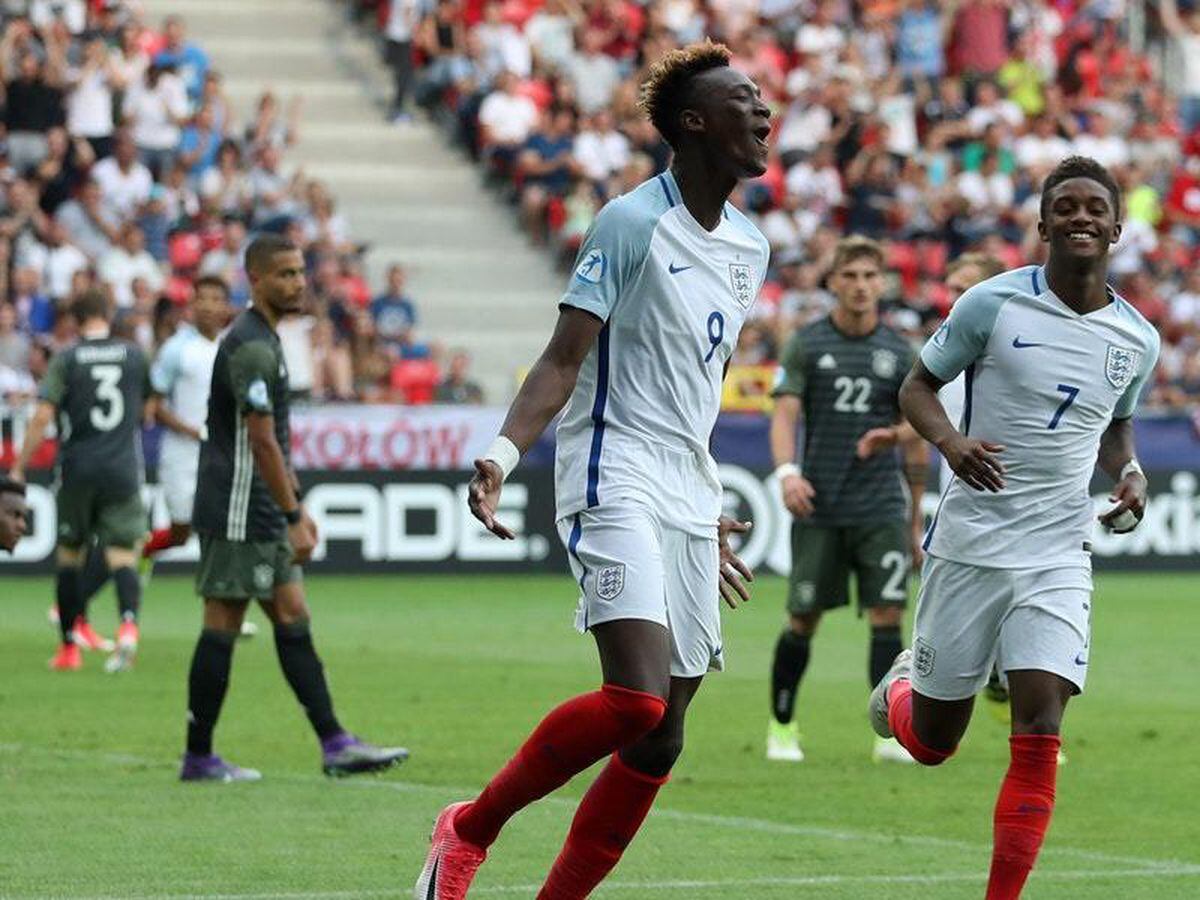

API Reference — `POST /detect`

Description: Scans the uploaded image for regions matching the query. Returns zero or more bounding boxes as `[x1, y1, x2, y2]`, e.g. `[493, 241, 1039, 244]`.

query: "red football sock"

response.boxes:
[538, 754, 668, 900]
[142, 528, 178, 556]
[887, 679, 955, 766]
[987, 734, 1060, 900]
[455, 684, 666, 849]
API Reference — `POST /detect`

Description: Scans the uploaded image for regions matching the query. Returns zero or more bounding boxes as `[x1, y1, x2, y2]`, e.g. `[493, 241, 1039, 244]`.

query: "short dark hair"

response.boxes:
[71, 287, 110, 324]
[193, 275, 230, 298]
[1040, 155, 1121, 220]
[638, 41, 732, 148]
[831, 235, 885, 272]
[245, 234, 299, 275]
[0, 474, 25, 497]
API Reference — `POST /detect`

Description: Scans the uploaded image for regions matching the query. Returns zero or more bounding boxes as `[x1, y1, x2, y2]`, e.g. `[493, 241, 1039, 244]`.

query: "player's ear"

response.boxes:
[1036, 219, 1049, 244]
[1109, 221, 1122, 245]
[680, 107, 704, 136]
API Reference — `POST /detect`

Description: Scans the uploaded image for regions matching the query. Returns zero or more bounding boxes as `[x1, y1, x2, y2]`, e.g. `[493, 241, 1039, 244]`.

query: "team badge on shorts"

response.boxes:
[913, 637, 936, 677]
[253, 564, 274, 592]
[595, 564, 625, 601]
[872, 349, 898, 378]
[1104, 344, 1139, 390]
[728, 263, 754, 309]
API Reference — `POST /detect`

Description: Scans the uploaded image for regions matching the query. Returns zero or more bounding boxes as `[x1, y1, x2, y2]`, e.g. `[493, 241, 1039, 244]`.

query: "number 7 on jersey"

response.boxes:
[1047, 383, 1079, 430]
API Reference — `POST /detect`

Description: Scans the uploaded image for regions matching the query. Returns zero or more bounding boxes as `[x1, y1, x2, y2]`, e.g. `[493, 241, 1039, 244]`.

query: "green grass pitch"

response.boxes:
[1, 572, 1198, 899]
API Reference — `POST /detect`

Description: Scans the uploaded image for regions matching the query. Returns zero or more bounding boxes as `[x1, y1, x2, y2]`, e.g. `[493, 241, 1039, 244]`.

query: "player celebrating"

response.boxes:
[13, 289, 150, 673]
[767, 236, 927, 764]
[0, 474, 30, 554]
[415, 43, 768, 899]
[869, 157, 1160, 899]
[180, 235, 406, 783]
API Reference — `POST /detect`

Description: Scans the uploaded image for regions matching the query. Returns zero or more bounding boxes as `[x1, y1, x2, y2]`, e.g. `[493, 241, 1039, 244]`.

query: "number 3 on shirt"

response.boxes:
[1047, 383, 1079, 430]
[704, 311, 724, 363]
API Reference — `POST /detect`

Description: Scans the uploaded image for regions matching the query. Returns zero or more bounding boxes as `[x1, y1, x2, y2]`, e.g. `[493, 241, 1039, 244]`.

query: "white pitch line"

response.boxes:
[3, 743, 1196, 875]
[35, 865, 1200, 900]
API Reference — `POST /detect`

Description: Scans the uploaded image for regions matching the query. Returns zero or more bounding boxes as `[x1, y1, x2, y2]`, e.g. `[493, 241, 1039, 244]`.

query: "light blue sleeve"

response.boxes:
[559, 194, 658, 322]
[920, 281, 1009, 382]
[1114, 323, 1161, 419]
[150, 332, 184, 396]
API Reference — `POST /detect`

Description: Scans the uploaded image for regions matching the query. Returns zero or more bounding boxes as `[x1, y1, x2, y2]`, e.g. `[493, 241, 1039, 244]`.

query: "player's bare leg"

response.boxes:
[986, 670, 1072, 900]
[419, 619, 673, 899]
[180, 598, 261, 782]
[102, 544, 143, 673]
[768, 611, 819, 761]
[869, 649, 973, 765]
[260, 582, 406, 776]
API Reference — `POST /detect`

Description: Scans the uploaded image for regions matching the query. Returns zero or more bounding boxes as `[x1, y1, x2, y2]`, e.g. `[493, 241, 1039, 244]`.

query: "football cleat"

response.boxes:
[239, 620, 259, 639]
[766, 719, 805, 762]
[414, 802, 487, 900]
[72, 617, 115, 652]
[869, 649, 913, 739]
[321, 733, 408, 777]
[103, 621, 138, 674]
[872, 736, 916, 764]
[49, 643, 83, 671]
[179, 753, 262, 783]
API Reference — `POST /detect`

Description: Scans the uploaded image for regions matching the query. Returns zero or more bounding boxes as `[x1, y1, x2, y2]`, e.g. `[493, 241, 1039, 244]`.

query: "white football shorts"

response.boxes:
[159, 442, 200, 524]
[911, 555, 1093, 701]
[556, 503, 723, 679]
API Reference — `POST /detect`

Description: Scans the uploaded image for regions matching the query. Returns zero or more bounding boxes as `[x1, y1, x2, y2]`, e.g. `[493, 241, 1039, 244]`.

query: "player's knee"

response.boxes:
[56, 545, 84, 567]
[868, 607, 903, 628]
[626, 731, 684, 777]
[788, 613, 819, 636]
[601, 684, 668, 738]
[1011, 712, 1063, 736]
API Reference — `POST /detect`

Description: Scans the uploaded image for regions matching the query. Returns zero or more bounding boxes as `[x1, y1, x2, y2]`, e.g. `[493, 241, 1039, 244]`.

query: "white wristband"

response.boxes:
[1120, 459, 1143, 480]
[484, 435, 521, 480]
[774, 463, 801, 481]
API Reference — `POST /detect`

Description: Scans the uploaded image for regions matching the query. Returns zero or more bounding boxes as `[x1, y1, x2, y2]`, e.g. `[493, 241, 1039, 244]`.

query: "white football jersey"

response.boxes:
[554, 171, 770, 534]
[151, 323, 220, 460]
[921, 265, 1160, 569]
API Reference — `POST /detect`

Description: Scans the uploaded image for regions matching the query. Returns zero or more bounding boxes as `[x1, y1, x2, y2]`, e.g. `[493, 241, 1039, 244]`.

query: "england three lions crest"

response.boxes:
[595, 564, 625, 601]
[728, 263, 754, 309]
[1105, 345, 1139, 390]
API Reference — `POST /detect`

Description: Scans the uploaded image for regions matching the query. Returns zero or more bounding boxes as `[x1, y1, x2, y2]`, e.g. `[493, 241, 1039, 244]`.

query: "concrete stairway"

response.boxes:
[139, 0, 560, 403]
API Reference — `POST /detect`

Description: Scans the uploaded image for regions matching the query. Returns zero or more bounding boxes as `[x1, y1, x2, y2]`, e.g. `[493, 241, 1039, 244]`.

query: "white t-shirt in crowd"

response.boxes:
[574, 129, 631, 183]
[123, 73, 189, 150]
[98, 247, 163, 308]
[478, 91, 538, 145]
[66, 68, 115, 138]
[91, 156, 153, 220]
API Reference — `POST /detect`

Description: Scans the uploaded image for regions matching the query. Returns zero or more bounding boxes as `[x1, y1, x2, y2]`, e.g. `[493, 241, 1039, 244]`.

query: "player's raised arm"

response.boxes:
[470, 306, 605, 539]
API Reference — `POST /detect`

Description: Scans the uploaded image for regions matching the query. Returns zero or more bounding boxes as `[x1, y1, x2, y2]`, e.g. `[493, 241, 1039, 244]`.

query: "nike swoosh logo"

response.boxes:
[427, 856, 439, 900]
[1012, 337, 1045, 349]
[1075, 653, 1088, 666]
[669, 263, 693, 274]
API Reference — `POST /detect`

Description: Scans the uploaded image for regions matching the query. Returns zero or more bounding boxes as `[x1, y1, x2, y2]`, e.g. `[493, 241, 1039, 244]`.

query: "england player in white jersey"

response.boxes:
[415, 44, 770, 900]
[870, 157, 1160, 900]
[149, 277, 230, 551]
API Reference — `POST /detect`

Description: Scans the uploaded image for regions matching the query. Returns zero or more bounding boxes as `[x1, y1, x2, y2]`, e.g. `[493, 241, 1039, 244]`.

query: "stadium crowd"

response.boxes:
[0, 0, 484, 416]
[365, 0, 1200, 413]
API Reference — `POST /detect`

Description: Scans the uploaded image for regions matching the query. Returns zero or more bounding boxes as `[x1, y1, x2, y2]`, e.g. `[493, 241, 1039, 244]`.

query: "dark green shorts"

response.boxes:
[56, 483, 146, 550]
[195, 533, 301, 601]
[787, 520, 910, 615]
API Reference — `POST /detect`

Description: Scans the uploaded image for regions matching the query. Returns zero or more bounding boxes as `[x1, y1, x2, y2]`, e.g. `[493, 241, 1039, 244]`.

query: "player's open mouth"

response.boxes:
[753, 125, 771, 151]
[1066, 230, 1097, 244]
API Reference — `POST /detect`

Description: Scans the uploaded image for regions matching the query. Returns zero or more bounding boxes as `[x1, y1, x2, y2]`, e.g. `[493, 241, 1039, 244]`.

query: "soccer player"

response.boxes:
[766, 235, 927, 764]
[0, 475, 29, 554]
[869, 157, 1160, 899]
[180, 234, 407, 783]
[12, 288, 150, 674]
[415, 43, 768, 899]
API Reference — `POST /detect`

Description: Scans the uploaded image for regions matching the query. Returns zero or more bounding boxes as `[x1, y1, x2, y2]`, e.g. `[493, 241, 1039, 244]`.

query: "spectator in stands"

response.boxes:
[246, 91, 300, 152]
[99, 222, 162, 309]
[371, 263, 419, 355]
[349, 309, 393, 402]
[198, 217, 249, 306]
[199, 139, 252, 218]
[434, 349, 483, 404]
[1164, 152, 1200, 246]
[1167, 266, 1200, 335]
[92, 131, 153, 222]
[385, 0, 420, 124]
[1072, 110, 1130, 170]
[301, 181, 354, 255]
[3, 177, 53, 260]
[55, 177, 118, 260]
[573, 109, 630, 193]
[161, 161, 201, 223]
[477, 70, 539, 173]
[1159, 0, 1200, 135]
[178, 104, 223, 181]
[137, 185, 171, 264]
[0, 301, 30, 374]
[10, 266, 54, 337]
[25, 219, 87, 301]
[65, 35, 122, 160]
[247, 143, 301, 228]
[526, 0, 580, 70]
[123, 61, 188, 178]
[947, 0, 1009, 78]
[476, 0, 531, 78]
[111, 22, 149, 90]
[518, 107, 577, 242]
[565, 26, 621, 116]
[155, 14, 209, 100]
[33, 126, 94, 216]
[1, 25, 67, 174]
[30, 0, 88, 35]
[895, 1, 946, 83]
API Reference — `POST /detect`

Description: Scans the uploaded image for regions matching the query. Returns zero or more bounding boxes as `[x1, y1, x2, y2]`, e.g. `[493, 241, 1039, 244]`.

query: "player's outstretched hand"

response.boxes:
[779, 473, 816, 517]
[1098, 471, 1147, 533]
[469, 458, 515, 540]
[717, 516, 754, 609]
[856, 426, 898, 459]
[943, 436, 1006, 492]
[287, 508, 317, 564]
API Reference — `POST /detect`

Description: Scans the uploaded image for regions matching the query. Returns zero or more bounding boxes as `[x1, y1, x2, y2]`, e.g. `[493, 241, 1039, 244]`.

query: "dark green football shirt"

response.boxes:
[39, 337, 149, 497]
[773, 316, 915, 526]
[193, 307, 292, 542]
